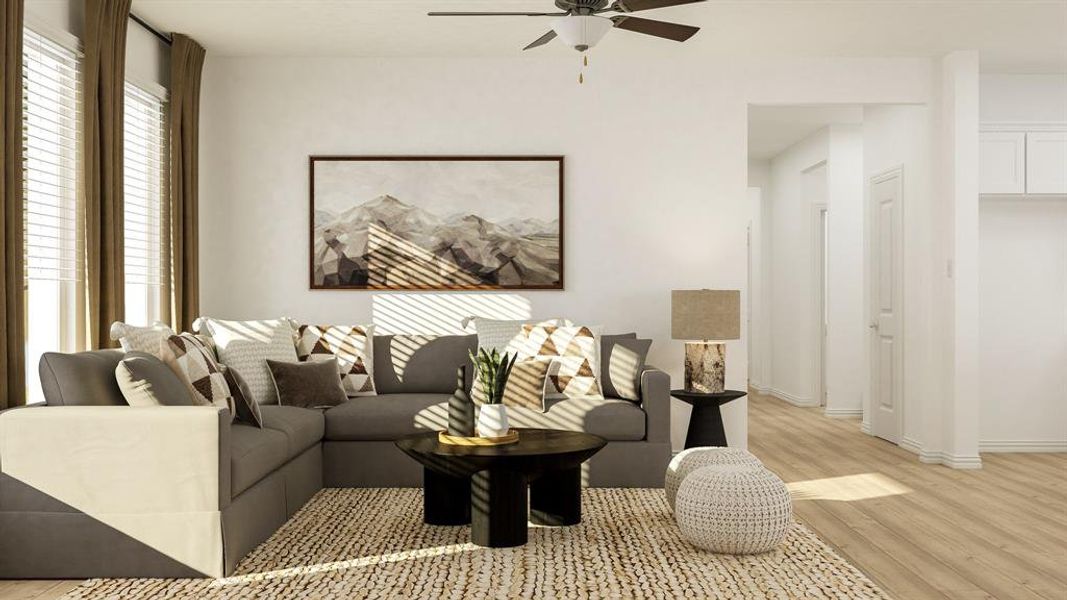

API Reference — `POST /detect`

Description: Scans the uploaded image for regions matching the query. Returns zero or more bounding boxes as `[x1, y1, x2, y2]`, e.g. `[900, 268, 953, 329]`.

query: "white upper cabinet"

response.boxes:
[1025, 132, 1067, 194]
[980, 132, 1026, 194]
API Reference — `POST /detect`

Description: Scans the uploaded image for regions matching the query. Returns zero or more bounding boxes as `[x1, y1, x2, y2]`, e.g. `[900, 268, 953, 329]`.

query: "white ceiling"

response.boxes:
[747, 105, 864, 160]
[131, 0, 1067, 71]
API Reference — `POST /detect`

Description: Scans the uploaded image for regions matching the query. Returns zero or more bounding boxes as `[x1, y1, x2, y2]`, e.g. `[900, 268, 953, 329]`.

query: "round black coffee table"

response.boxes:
[395, 428, 606, 548]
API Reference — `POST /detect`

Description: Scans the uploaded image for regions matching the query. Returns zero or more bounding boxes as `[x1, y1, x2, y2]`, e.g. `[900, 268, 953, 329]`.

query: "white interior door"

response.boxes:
[869, 169, 904, 443]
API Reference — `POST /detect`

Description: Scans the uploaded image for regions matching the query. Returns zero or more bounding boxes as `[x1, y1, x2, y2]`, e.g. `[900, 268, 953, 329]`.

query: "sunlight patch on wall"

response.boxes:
[787, 473, 911, 502]
[372, 293, 531, 335]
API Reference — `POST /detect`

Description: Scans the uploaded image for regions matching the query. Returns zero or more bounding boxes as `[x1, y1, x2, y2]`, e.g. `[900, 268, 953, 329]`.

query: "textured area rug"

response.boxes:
[63, 488, 890, 599]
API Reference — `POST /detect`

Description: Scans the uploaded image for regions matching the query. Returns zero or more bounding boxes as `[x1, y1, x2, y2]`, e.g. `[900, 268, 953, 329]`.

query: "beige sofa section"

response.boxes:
[0, 406, 230, 578]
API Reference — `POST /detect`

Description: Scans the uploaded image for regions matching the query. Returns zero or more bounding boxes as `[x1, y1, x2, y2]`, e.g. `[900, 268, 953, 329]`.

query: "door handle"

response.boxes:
[868, 322, 879, 330]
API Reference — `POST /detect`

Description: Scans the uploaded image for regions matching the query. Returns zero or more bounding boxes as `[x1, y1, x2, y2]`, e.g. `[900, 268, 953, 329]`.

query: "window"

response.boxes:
[123, 82, 168, 327]
[22, 27, 84, 404]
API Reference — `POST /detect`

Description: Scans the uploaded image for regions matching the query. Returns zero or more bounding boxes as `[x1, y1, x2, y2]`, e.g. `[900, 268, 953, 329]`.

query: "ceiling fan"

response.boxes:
[428, 0, 706, 52]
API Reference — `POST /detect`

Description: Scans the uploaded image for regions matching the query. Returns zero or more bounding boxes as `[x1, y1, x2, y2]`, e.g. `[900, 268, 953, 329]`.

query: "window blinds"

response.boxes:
[22, 28, 82, 283]
[123, 82, 167, 289]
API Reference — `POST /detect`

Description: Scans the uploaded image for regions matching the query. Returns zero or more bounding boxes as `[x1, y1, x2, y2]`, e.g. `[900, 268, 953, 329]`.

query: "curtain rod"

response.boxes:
[130, 12, 173, 46]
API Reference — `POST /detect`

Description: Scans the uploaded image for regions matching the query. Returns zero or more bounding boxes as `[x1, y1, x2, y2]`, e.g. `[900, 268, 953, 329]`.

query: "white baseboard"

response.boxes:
[900, 437, 922, 454]
[860, 421, 871, 435]
[918, 450, 983, 469]
[752, 384, 772, 395]
[980, 440, 1067, 453]
[766, 387, 818, 408]
[823, 407, 863, 418]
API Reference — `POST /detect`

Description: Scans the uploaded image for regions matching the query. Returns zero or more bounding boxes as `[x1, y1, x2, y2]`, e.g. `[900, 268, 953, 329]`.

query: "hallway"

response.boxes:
[747, 390, 1067, 599]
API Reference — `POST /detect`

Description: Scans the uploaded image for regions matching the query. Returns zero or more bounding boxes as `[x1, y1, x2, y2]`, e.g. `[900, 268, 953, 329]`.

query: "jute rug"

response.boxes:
[63, 488, 890, 599]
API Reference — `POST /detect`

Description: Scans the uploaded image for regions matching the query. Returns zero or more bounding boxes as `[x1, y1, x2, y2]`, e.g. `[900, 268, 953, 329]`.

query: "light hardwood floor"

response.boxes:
[747, 390, 1067, 600]
[2, 391, 1064, 599]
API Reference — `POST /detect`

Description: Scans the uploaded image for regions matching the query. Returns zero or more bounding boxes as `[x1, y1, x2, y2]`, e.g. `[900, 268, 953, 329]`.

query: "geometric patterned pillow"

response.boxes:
[515, 324, 603, 400]
[166, 333, 236, 419]
[294, 324, 376, 397]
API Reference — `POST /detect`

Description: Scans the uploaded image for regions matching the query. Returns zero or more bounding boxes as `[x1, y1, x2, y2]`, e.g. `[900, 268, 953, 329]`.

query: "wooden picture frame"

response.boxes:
[309, 156, 564, 290]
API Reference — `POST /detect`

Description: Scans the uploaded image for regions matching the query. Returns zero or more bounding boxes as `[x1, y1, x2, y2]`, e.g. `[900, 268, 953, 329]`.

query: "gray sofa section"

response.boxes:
[0, 335, 672, 579]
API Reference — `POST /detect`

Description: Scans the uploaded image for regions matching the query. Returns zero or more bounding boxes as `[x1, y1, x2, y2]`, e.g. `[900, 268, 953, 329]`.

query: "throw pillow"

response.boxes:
[600, 333, 637, 377]
[471, 358, 552, 411]
[221, 365, 264, 428]
[465, 317, 571, 354]
[293, 323, 376, 396]
[603, 338, 653, 401]
[198, 317, 300, 405]
[266, 359, 348, 409]
[166, 333, 236, 419]
[109, 321, 175, 356]
[515, 324, 604, 399]
[114, 351, 196, 407]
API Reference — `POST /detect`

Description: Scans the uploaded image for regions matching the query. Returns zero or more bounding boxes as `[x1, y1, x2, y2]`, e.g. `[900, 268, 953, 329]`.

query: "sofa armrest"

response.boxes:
[640, 367, 671, 444]
[0, 406, 230, 513]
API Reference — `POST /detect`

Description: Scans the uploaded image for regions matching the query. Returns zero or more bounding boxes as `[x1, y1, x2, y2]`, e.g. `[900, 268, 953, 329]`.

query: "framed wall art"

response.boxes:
[309, 156, 564, 290]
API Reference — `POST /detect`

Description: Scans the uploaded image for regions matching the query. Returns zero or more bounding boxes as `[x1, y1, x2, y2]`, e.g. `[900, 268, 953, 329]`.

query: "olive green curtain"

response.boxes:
[0, 0, 26, 408]
[168, 34, 204, 333]
[83, 0, 131, 349]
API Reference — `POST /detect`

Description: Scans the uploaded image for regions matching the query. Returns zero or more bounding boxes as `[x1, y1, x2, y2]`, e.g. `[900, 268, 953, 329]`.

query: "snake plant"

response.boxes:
[468, 347, 518, 405]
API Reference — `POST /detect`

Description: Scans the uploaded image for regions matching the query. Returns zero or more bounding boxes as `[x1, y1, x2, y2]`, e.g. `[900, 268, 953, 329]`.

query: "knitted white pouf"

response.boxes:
[664, 447, 763, 511]
[675, 465, 793, 555]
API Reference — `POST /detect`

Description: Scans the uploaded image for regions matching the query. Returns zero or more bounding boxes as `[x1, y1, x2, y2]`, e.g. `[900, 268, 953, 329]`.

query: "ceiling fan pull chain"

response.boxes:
[578, 53, 590, 85]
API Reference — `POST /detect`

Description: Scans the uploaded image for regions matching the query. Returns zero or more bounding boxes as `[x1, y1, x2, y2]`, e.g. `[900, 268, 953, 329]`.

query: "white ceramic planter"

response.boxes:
[477, 404, 510, 438]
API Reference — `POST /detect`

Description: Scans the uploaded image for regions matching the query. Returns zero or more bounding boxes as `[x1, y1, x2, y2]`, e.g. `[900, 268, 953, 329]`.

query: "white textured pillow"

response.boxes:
[466, 317, 571, 354]
[109, 321, 175, 357]
[199, 317, 300, 405]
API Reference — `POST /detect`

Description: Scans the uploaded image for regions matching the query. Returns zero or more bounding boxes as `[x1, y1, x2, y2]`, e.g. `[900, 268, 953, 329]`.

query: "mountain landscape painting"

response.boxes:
[310, 157, 563, 290]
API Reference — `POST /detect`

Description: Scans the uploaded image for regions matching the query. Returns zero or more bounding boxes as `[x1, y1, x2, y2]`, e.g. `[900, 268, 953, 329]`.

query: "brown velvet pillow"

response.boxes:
[266, 359, 347, 409]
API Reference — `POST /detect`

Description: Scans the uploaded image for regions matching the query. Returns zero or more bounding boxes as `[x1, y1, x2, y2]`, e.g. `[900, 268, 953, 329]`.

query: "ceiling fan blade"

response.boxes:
[609, 0, 706, 12]
[523, 30, 558, 51]
[427, 12, 567, 16]
[611, 15, 699, 42]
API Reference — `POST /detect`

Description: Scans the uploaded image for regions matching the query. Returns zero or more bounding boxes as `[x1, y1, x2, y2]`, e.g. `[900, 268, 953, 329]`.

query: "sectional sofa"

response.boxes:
[0, 333, 671, 579]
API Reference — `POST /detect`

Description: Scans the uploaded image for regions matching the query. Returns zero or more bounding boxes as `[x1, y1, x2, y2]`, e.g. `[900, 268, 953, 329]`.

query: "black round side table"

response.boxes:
[670, 389, 748, 448]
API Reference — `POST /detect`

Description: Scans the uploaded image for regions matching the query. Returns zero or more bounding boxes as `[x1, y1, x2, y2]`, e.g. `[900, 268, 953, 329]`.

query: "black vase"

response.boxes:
[447, 365, 476, 437]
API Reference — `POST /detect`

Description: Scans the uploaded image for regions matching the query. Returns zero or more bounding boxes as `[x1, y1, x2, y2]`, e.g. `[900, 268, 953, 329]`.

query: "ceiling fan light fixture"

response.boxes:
[551, 15, 613, 52]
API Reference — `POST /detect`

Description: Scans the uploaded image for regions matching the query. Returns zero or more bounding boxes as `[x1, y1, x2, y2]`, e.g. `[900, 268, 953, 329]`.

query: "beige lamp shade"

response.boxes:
[671, 290, 741, 341]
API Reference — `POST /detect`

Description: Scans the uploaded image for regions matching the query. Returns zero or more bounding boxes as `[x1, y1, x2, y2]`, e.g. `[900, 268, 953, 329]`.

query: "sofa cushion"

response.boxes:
[372, 335, 477, 394]
[324, 394, 451, 441]
[504, 397, 646, 441]
[39, 350, 126, 406]
[114, 351, 196, 407]
[259, 405, 325, 458]
[324, 393, 645, 442]
[230, 424, 288, 497]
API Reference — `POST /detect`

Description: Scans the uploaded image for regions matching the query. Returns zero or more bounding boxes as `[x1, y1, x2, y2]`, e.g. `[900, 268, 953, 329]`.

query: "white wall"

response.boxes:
[978, 73, 1067, 452]
[980, 74, 1067, 123]
[198, 55, 937, 451]
[979, 198, 1067, 451]
[764, 128, 829, 405]
[862, 104, 936, 450]
[24, 0, 169, 91]
[759, 124, 864, 416]
[824, 125, 866, 417]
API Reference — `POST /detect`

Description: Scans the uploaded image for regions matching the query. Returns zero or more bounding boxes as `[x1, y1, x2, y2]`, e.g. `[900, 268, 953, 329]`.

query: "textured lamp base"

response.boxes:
[684, 342, 726, 393]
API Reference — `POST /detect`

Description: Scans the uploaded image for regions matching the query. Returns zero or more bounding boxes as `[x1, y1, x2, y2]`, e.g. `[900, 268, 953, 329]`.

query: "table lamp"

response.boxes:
[671, 290, 741, 393]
